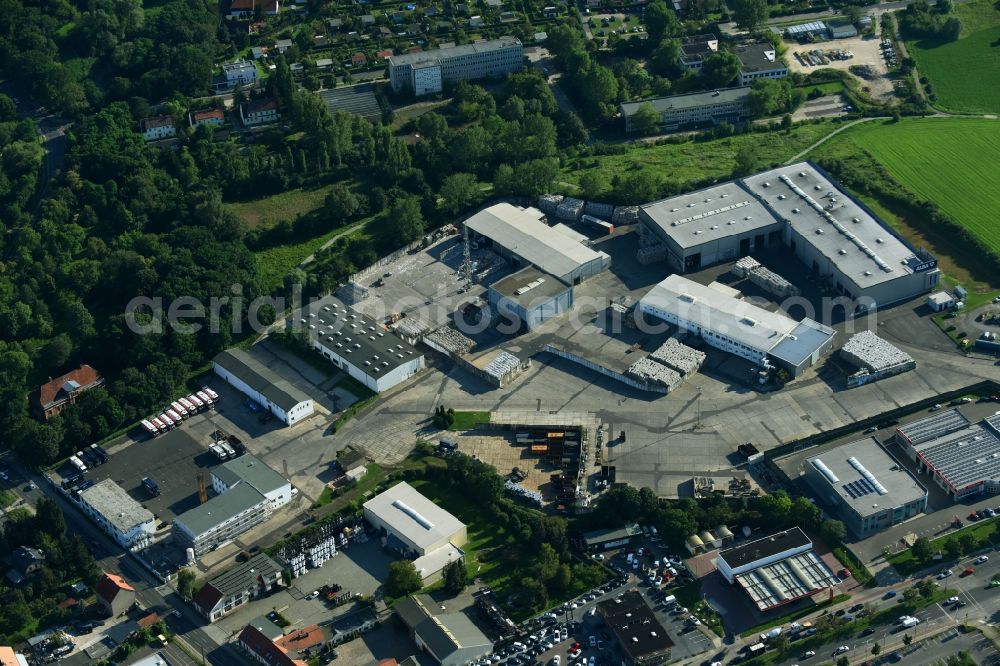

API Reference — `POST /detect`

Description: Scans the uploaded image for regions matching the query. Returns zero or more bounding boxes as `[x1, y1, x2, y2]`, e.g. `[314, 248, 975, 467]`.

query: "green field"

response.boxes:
[907, 0, 1000, 113]
[843, 118, 1000, 256]
[227, 184, 336, 228]
[562, 122, 833, 193]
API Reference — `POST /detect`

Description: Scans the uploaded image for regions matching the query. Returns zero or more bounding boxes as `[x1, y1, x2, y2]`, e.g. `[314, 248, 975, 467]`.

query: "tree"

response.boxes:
[916, 578, 937, 599]
[645, 0, 680, 43]
[837, 658, 849, 666]
[177, 568, 197, 599]
[701, 52, 742, 88]
[0, 94, 16, 121]
[385, 560, 423, 597]
[630, 103, 661, 135]
[579, 171, 608, 200]
[941, 17, 962, 41]
[770, 633, 789, 654]
[440, 173, 480, 215]
[731, 0, 768, 32]
[325, 183, 362, 223]
[820, 519, 847, 545]
[911, 536, 933, 562]
[442, 559, 467, 594]
[957, 531, 978, 555]
[734, 145, 757, 177]
[944, 537, 963, 561]
[651, 38, 683, 77]
[902, 633, 913, 647]
[383, 196, 425, 244]
[902, 587, 920, 602]
[872, 642, 881, 656]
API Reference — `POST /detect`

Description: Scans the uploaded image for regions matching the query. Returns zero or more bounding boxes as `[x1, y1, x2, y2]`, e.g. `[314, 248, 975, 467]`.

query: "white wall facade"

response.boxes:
[638, 301, 769, 365]
[143, 124, 176, 141]
[79, 501, 155, 550]
[212, 361, 314, 425]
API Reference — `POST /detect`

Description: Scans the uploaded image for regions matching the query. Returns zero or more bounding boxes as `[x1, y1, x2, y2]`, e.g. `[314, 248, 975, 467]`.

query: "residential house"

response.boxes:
[189, 108, 226, 128]
[328, 17, 344, 30]
[238, 624, 307, 666]
[351, 53, 368, 66]
[469, 15, 484, 27]
[96, 573, 136, 617]
[32, 364, 104, 420]
[361, 14, 376, 26]
[5, 547, 44, 586]
[193, 553, 283, 622]
[0, 646, 30, 666]
[136, 612, 160, 632]
[679, 33, 719, 71]
[275, 38, 293, 53]
[730, 41, 788, 85]
[223, 60, 259, 88]
[378, 25, 393, 39]
[250, 46, 268, 59]
[240, 99, 280, 126]
[395, 595, 493, 666]
[376, 49, 394, 60]
[316, 58, 334, 69]
[228, 0, 254, 19]
[140, 116, 176, 142]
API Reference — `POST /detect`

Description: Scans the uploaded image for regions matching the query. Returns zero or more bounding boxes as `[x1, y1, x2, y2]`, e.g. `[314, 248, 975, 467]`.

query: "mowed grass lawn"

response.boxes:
[561, 122, 834, 191]
[907, 0, 1000, 113]
[844, 118, 1000, 256]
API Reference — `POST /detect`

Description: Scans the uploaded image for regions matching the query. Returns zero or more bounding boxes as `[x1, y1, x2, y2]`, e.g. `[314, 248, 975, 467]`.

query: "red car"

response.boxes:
[961, 567, 975, 577]
[570, 642, 581, 651]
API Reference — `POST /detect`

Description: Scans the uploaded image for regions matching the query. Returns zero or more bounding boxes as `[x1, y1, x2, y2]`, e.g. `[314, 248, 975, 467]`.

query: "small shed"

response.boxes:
[685, 533, 705, 554]
[926, 291, 955, 312]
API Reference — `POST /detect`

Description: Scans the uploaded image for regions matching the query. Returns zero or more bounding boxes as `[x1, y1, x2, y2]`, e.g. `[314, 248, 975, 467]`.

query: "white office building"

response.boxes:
[78, 480, 156, 551]
[388, 37, 523, 95]
[223, 60, 258, 88]
[295, 296, 425, 393]
[620, 87, 751, 133]
[731, 42, 788, 85]
[638, 275, 835, 376]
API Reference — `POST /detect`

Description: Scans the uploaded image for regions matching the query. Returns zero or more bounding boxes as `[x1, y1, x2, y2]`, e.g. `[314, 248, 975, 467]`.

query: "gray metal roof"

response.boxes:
[213, 454, 288, 496]
[621, 87, 751, 119]
[719, 527, 811, 569]
[213, 349, 310, 413]
[417, 612, 492, 658]
[388, 36, 521, 67]
[582, 524, 641, 546]
[173, 483, 266, 537]
[319, 84, 383, 120]
[897, 408, 970, 445]
[639, 180, 778, 250]
[206, 552, 282, 597]
[80, 479, 154, 533]
[912, 416, 1000, 491]
[743, 163, 926, 290]
[465, 203, 609, 279]
[363, 481, 465, 552]
[735, 550, 839, 611]
[808, 438, 927, 518]
[770, 319, 836, 367]
[297, 295, 422, 376]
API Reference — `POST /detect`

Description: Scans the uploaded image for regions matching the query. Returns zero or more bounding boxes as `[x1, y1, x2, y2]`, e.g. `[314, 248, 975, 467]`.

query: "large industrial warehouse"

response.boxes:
[364, 481, 468, 581]
[465, 203, 611, 284]
[296, 296, 425, 393]
[715, 527, 841, 612]
[637, 275, 835, 377]
[895, 410, 1000, 500]
[804, 438, 927, 538]
[639, 162, 940, 306]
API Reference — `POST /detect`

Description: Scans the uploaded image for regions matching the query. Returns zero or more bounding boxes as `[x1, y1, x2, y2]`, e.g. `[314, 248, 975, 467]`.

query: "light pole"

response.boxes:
[695, 387, 702, 428]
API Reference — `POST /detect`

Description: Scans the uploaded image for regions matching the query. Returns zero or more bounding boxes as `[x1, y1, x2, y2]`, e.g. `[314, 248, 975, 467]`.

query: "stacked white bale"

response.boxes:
[840, 330, 913, 372]
[537, 194, 563, 215]
[395, 317, 430, 340]
[649, 338, 706, 377]
[556, 197, 585, 221]
[748, 266, 800, 298]
[733, 256, 762, 279]
[612, 206, 640, 225]
[626, 357, 682, 390]
[483, 351, 525, 382]
[424, 326, 475, 357]
[584, 201, 615, 218]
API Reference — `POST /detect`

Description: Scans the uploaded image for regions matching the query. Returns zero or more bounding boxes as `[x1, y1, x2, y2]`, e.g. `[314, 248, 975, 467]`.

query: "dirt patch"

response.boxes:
[785, 33, 897, 101]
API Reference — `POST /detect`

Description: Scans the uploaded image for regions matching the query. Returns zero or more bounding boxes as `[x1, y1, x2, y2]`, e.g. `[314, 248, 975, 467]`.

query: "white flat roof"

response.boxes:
[742, 163, 923, 290]
[640, 275, 804, 353]
[465, 203, 608, 278]
[80, 479, 154, 533]
[364, 481, 465, 552]
[640, 181, 779, 250]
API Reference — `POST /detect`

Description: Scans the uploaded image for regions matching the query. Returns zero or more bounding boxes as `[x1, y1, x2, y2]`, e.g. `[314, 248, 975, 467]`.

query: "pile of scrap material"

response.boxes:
[612, 206, 640, 225]
[626, 357, 682, 390]
[424, 326, 475, 357]
[840, 330, 913, 372]
[648, 338, 706, 377]
[733, 256, 800, 298]
[555, 197, 585, 221]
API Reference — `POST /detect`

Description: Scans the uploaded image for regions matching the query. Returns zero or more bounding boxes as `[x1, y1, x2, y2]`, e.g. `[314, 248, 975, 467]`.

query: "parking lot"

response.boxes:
[785, 34, 896, 100]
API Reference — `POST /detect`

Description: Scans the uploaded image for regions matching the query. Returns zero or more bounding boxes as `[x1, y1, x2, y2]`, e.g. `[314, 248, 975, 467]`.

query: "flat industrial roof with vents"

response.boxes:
[363, 481, 465, 553]
[909, 413, 1000, 493]
[807, 437, 927, 519]
[743, 164, 925, 290]
[641, 181, 780, 250]
[596, 591, 673, 662]
[298, 295, 422, 376]
[488, 266, 570, 307]
[718, 527, 812, 570]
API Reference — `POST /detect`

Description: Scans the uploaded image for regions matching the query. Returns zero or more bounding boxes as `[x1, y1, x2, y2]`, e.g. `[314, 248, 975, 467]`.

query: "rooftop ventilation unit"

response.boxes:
[679, 293, 696, 303]
[777, 194, 786, 200]
[847, 456, 888, 495]
[763, 182, 770, 187]
[392, 499, 434, 529]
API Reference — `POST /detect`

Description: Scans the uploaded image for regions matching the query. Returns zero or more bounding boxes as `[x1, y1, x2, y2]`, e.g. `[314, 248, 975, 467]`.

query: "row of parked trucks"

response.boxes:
[68, 443, 110, 475]
[209, 429, 246, 461]
[140, 387, 219, 437]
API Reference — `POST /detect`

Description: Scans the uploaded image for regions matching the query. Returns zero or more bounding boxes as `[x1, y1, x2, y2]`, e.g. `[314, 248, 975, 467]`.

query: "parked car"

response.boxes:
[976, 555, 990, 564]
[938, 569, 953, 579]
[802, 651, 817, 659]
[961, 567, 975, 577]
[834, 646, 850, 655]
[883, 590, 898, 599]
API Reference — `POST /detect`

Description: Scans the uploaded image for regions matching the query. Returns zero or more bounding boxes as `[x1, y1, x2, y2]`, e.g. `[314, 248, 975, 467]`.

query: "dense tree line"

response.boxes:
[900, 0, 961, 41]
[0, 498, 100, 644]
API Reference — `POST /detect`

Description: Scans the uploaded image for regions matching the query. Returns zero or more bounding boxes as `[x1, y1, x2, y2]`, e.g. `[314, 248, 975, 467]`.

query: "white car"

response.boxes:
[938, 569, 953, 579]
[834, 646, 850, 655]
[976, 555, 990, 564]
[803, 651, 816, 659]
[947, 596, 960, 605]
[560, 628, 568, 641]
[306, 590, 320, 600]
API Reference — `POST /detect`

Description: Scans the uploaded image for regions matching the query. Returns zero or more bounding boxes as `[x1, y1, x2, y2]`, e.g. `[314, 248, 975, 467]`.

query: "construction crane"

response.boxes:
[460, 223, 473, 290]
